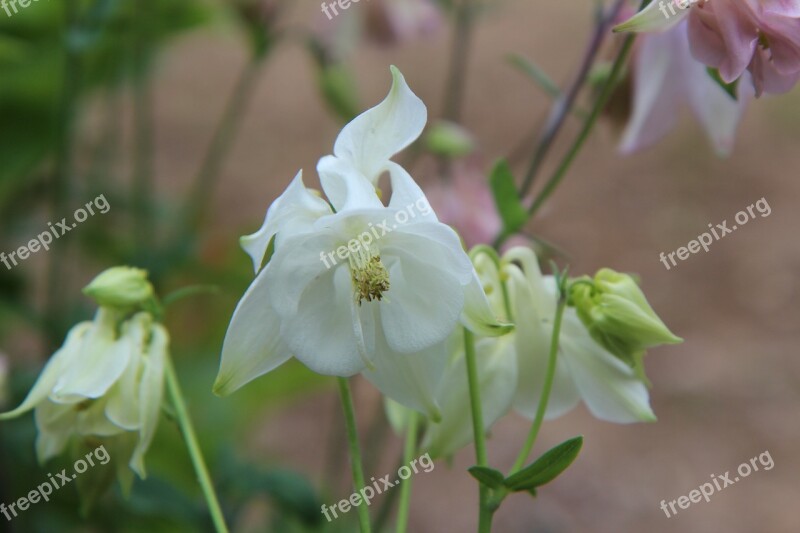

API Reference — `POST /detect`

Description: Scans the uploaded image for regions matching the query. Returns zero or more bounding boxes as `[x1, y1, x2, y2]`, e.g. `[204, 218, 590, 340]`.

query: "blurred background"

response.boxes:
[0, 0, 798, 531]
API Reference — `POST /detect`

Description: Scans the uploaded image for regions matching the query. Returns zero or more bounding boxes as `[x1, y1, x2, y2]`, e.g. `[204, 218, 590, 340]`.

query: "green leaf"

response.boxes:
[489, 159, 527, 235]
[468, 466, 505, 490]
[507, 54, 560, 98]
[707, 68, 738, 100]
[504, 436, 583, 491]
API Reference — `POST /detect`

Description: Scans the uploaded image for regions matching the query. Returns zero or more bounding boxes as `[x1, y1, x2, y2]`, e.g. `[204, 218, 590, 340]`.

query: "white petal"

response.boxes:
[214, 268, 293, 396]
[332, 66, 427, 183]
[281, 265, 369, 376]
[505, 266, 580, 421]
[77, 399, 125, 437]
[52, 309, 130, 402]
[382, 222, 473, 284]
[461, 270, 514, 338]
[317, 156, 384, 212]
[385, 162, 438, 222]
[34, 401, 77, 462]
[240, 170, 332, 274]
[614, 0, 688, 33]
[423, 335, 517, 458]
[106, 318, 148, 429]
[380, 248, 464, 353]
[560, 314, 656, 423]
[363, 329, 448, 421]
[0, 323, 92, 420]
[130, 324, 167, 478]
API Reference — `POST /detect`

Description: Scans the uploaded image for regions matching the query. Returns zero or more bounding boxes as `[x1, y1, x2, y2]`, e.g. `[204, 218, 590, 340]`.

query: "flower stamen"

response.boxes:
[348, 242, 390, 305]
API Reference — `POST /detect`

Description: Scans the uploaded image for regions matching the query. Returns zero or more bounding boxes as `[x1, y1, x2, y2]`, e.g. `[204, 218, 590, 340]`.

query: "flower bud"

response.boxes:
[83, 267, 154, 309]
[570, 268, 682, 368]
[425, 121, 475, 158]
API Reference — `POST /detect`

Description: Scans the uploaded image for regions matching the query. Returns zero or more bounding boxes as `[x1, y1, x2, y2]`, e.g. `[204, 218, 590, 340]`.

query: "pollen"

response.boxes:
[348, 244, 390, 305]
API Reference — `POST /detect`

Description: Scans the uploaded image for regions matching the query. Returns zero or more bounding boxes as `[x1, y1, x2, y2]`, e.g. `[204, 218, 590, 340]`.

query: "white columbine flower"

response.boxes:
[215, 66, 509, 418]
[0, 309, 166, 478]
[501, 247, 658, 423]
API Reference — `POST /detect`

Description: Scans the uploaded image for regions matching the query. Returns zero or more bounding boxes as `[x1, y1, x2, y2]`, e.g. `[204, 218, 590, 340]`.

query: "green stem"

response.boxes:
[395, 411, 419, 533]
[45, 1, 81, 350]
[509, 295, 567, 475]
[464, 328, 493, 532]
[337, 377, 372, 533]
[164, 355, 229, 533]
[525, 33, 636, 221]
[183, 57, 263, 232]
[495, 32, 638, 249]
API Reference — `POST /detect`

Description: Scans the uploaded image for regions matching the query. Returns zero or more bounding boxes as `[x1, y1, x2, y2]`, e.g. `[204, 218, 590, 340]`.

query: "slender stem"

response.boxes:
[464, 328, 493, 532]
[519, 0, 626, 197]
[183, 57, 263, 232]
[509, 295, 567, 474]
[336, 377, 372, 533]
[525, 33, 635, 220]
[442, 0, 476, 123]
[395, 411, 419, 533]
[131, 18, 154, 258]
[164, 355, 229, 533]
[45, 1, 81, 350]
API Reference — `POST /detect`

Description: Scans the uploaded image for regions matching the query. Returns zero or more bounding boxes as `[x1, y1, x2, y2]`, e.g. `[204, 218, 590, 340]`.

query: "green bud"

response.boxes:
[83, 267, 154, 309]
[569, 269, 682, 371]
[425, 121, 475, 158]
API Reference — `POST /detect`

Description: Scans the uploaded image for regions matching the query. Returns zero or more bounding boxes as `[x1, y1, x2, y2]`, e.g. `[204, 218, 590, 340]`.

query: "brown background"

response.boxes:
[119, 1, 800, 531]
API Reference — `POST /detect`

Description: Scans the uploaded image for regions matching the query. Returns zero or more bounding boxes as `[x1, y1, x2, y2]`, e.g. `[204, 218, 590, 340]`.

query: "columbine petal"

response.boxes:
[331, 65, 426, 183]
[240, 170, 333, 274]
[505, 265, 580, 420]
[461, 271, 514, 338]
[51, 309, 130, 403]
[380, 246, 464, 353]
[34, 401, 77, 463]
[0, 324, 92, 420]
[422, 335, 516, 458]
[317, 156, 385, 212]
[614, 0, 688, 33]
[281, 265, 372, 375]
[130, 323, 167, 478]
[560, 315, 656, 423]
[363, 329, 448, 421]
[214, 269, 293, 396]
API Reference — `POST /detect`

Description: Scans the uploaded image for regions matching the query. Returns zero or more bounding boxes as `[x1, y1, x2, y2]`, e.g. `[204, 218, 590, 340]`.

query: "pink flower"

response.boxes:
[424, 161, 502, 249]
[616, 0, 800, 95]
[620, 20, 754, 155]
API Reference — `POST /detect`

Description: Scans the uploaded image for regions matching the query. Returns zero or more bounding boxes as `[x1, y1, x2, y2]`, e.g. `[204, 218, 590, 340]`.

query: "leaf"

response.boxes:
[504, 436, 583, 491]
[489, 159, 527, 235]
[507, 54, 560, 99]
[707, 68, 738, 100]
[468, 466, 505, 490]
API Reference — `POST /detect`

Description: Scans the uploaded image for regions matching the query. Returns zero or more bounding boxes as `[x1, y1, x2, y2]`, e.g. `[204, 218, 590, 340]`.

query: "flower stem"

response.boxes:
[518, 0, 627, 198]
[395, 410, 419, 533]
[164, 355, 229, 533]
[524, 33, 636, 222]
[336, 377, 372, 533]
[183, 56, 263, 232]
[509, 295, 567, 475]
[464, 328, 493, 532]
